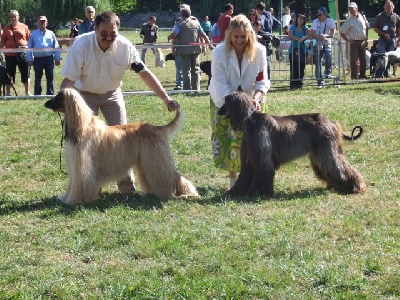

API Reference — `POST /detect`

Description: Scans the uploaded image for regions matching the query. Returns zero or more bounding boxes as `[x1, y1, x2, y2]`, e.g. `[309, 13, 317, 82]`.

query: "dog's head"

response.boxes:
[374, 53, 388, 78]
[44, 90, 66, 112]
[199, 61, 212, 77]
[221, 92, 256, 131]
[165, 53, 175, 61]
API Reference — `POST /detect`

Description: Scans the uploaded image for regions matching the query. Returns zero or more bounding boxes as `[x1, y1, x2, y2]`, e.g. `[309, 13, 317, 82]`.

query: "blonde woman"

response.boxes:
[208, 14, 270, 189]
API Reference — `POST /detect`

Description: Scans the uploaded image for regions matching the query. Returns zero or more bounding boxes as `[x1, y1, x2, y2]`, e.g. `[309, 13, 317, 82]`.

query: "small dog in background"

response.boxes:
[44, 88, 198, 205]
[0, 52, 17, 96]
[373, 46, 400, 78]
[199, 60, 212, 87]
[221, 92, 366, 197]
[165, 52, 175, 61]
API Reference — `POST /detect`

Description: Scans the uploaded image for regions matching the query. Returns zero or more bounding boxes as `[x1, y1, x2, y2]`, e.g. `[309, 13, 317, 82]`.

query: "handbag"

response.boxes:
[10, 25, 27, 63]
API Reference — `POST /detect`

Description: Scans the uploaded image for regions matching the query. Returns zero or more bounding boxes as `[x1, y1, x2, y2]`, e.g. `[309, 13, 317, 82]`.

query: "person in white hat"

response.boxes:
[310, 7, 336, 88]
[340, 2, 369, 79]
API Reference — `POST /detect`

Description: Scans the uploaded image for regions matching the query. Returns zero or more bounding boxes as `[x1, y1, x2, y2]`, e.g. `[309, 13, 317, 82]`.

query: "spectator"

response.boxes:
[140, 16, 164, 68]
[60, 11, 179, 195]
[218, 3, 234, 41]
[168, 4, 190, 90]
[288, 14, 310, 89]
[0, 10, 31, 96]
[373, 0, 400, 77]
[209, 14, 270, 188]
[210, 21, 221, 44]
[310, 7, 336, 88]
[282, 7, 292, 29]
[27, 16, 61, 95]
[78, 6, 95, 35]
[340, 2, 369, 79]
[168, 5, 212, 91]
[248, 9, 258, 25]
[269, 8, 275, 16]
[69, 18, 79, 38]
[201, 16, 212, 37]
[256, 2, 281, 34]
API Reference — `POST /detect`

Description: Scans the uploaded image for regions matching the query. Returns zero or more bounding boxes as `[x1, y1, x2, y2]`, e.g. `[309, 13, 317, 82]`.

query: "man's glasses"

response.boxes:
[250, 14, 256, 16]
[100, 32, 118, 39]
[318, 14, 323, 16]
[86, 11, 94, 13]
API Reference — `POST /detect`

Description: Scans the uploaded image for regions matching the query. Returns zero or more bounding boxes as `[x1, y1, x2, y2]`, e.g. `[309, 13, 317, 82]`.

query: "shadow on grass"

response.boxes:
[0, 192, 163, 216]
[0, 187, 329, 216]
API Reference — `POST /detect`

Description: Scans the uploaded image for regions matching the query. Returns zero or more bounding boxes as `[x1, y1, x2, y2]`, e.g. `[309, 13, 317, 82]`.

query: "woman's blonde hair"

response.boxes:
[224, 14, 257, 61]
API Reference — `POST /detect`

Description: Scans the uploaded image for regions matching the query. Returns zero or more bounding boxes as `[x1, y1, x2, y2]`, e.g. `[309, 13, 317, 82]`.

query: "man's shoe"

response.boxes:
[5, 93, 11, 96]
[174, 86, 182, 90]
[325, 74, 333, 79]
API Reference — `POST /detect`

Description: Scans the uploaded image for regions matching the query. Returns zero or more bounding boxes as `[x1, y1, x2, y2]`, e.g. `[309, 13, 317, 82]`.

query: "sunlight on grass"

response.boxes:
[0, 53, 399, 298]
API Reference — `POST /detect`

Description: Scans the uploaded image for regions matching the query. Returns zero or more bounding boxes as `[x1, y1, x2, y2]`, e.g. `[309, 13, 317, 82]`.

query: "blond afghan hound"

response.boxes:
[44, 88, 198, 205]
[221, 92, 366, 197]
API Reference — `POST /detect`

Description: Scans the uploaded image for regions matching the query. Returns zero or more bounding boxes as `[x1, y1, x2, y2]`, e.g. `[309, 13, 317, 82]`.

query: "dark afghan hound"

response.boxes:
[44, 88, 198, 205]
[221, 92, 366, 197]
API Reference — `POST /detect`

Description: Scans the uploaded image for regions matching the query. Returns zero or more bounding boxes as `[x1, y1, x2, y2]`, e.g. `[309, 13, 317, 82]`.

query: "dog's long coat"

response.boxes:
[45, 88, 198, 204]
[223, 92, 366, 197]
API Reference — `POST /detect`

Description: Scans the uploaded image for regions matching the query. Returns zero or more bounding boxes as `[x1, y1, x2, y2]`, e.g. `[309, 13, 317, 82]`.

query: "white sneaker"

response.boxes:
[26, 92, 31, 96]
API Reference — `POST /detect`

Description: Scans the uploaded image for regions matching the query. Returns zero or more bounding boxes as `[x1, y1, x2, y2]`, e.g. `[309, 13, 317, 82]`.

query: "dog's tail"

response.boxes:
[343, 125, 363, 141]
[159, 109, 184, 139]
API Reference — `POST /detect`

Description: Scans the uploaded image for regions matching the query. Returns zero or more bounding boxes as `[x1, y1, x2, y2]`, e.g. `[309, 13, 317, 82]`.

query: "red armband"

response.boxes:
[256, 71, 264, 81]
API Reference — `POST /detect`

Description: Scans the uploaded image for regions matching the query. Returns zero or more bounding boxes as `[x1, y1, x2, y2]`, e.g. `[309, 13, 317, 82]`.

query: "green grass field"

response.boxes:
[0, 45, 399, 299]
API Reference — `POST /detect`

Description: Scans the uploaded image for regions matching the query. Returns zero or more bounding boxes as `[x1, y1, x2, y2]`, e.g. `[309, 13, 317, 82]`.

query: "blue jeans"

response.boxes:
[141, 47, 153, 65]
[175, 54, 183, 87]
[33, 56, 54, 95]
[314, 46, 332, 86]
[378, 36, 396, 77]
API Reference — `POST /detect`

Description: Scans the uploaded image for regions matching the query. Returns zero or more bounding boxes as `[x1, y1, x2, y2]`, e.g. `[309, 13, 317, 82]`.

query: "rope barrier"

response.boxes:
[0, 89, 209, 100]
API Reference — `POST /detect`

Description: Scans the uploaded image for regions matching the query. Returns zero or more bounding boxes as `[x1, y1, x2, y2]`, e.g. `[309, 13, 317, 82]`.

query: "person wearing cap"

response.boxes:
[60, 11, 179, 196]
[373, 0, 400, 76]
[78, 6, 96, 35]
[310, 7, 336, 88]
[27, 16, 61, 95]
[340, 2, 369, 79]
[0, 10, 31, 96]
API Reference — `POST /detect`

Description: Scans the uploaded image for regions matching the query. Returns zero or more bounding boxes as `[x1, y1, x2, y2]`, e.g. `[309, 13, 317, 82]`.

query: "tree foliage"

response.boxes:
[0, 0, 389, 31]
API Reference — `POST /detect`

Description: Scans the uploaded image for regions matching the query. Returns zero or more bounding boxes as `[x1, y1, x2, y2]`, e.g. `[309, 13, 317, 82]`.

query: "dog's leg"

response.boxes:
[310, 139, 366, 194]
[246, 131, 275, 197]
[136, 143, 179, 199]
[175, 175, 199, 197]
[61, 146, 100, 204]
